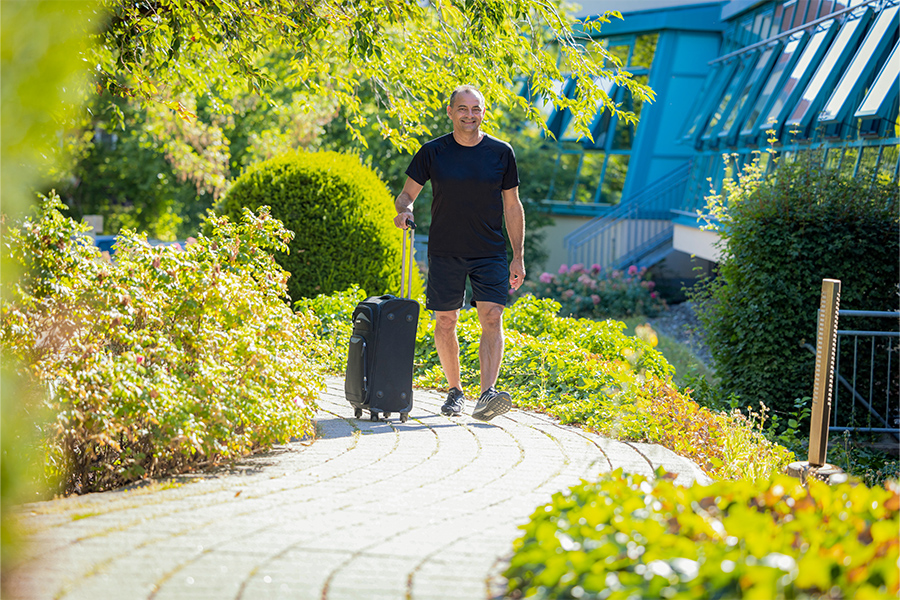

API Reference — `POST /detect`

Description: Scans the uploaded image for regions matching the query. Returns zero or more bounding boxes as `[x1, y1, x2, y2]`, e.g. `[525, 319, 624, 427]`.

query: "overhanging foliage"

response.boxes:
[89, 0, 653, 151]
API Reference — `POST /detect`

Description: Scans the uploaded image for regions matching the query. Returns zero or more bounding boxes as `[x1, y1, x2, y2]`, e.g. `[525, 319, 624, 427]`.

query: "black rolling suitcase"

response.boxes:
[344, 222, 419, 422]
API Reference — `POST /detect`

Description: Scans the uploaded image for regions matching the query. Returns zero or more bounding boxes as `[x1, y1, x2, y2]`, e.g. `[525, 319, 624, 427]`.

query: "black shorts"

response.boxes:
[426, 255, 509, 311]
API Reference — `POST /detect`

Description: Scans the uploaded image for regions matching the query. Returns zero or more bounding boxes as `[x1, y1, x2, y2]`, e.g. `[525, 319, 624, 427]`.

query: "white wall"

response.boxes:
[536, 214, 593, 274]
[673, 222, 722, 262]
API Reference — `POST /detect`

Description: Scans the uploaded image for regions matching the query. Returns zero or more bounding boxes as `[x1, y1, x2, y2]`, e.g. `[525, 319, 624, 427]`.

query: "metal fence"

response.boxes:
[806, 309, 900, 439]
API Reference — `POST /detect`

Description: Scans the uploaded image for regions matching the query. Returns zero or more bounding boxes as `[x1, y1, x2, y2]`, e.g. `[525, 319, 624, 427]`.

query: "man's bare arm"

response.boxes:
[502, 186, 526, 290]
[393, 177, 424, 229]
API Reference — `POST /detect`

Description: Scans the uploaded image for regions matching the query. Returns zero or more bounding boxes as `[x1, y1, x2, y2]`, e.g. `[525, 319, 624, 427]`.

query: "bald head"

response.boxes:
[449, 85, 485, 109]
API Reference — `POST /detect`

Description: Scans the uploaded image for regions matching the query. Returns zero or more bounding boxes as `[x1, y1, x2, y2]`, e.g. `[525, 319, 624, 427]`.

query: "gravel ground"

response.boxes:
[645, 301, 714, 369]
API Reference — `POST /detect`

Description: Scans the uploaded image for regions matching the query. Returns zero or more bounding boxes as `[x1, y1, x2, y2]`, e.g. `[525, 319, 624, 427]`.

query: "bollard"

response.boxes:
[788, 279, 845, 483]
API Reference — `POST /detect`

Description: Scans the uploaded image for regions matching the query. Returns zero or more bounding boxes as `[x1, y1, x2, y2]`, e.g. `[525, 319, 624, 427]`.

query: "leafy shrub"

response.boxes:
[304, 290, 791, 481]
[506, 469, 899, 600]
[1, 195, 324, 494]
[692, 151, 899, 416]
[219, 150, 423, 302]
[512, 262, 666, 319]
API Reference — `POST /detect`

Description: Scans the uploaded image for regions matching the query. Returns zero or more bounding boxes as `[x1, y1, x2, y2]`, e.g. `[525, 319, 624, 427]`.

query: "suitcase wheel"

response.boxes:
[354, 407, 363, 419]
[400, 413, 409, 423]
[369, 411, 379, 422]
[383, 412, 392, 420]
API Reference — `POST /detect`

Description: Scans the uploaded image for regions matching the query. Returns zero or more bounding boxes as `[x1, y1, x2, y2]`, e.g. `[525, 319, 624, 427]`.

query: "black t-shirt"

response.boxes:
[405, 133, 519, 258]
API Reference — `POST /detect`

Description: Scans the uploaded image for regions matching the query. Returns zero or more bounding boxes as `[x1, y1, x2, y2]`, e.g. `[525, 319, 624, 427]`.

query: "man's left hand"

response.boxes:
[509, 257, 525, 291]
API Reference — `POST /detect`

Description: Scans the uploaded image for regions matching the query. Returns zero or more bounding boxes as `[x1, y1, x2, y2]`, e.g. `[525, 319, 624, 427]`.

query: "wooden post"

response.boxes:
[808, 279, 841, 467]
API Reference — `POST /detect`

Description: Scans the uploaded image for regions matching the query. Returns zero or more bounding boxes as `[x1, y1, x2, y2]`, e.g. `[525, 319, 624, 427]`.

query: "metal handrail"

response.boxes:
[564, 161, 692, 268]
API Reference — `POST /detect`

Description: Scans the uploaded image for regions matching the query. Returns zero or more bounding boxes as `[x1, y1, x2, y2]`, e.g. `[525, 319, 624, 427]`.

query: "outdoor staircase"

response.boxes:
[564, 161, 692, 269]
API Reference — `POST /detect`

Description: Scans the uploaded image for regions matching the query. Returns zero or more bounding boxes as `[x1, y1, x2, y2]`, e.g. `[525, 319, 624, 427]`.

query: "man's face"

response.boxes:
[447, 90, 484, 134]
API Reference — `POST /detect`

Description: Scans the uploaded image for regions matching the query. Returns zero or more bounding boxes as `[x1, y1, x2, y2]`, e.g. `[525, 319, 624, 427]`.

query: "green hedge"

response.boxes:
[692, 154, 899, 416]
[1, 196, 323, 494]
[505, 470, 899, 599]
[220, 150, 423, 302]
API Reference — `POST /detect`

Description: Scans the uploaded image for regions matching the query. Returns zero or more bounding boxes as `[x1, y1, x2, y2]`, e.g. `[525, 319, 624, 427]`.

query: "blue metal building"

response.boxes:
[536, 0, 899, 290]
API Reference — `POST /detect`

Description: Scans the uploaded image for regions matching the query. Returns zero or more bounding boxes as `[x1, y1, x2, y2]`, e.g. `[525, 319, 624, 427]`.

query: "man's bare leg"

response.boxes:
[475, 301, 504, 393]
[434, 309, 462, 391]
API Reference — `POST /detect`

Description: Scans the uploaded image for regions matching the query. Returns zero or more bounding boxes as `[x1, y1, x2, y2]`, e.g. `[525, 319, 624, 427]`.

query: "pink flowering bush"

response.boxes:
[511, 262, 665, 319]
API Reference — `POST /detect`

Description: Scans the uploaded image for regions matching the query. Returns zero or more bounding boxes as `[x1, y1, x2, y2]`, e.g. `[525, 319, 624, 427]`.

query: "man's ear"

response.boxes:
[446, 104, 453, 118]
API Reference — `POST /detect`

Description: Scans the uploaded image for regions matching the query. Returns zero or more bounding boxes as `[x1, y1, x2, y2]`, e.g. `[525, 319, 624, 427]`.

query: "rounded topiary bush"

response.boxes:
[220, 151, 422, 301]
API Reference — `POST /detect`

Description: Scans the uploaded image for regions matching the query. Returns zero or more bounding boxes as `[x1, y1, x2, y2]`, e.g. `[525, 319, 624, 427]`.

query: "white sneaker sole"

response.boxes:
[473, 392, 511, 421]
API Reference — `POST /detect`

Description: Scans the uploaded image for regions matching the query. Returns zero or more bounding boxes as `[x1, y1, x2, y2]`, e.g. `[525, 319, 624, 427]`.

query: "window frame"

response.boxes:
[818, 3, 899, 125]
[785, 5, 873, 133]
[680, 61, 736, 145]
[854, 38, 900, 120]
[740, 31, 809, 143]
[718, 41, 783, 146]
[701, 51, 759, 145]
[560, 76, 616, 143]
[760, 19, 839, 139]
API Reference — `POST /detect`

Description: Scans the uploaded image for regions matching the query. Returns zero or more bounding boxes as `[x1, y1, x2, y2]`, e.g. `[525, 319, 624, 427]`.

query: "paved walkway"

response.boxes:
[9, 377, 710, 600]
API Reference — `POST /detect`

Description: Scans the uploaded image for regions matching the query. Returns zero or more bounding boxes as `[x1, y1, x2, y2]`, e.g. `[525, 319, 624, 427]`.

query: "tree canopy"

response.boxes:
[90, 0, 652, 152]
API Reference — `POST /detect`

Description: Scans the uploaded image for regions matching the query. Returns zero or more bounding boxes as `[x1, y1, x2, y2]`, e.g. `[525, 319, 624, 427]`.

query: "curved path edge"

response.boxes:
[7, 376, 711, 600]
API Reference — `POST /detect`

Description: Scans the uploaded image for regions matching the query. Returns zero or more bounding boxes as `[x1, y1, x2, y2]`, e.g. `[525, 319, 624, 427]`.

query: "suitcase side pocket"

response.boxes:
[345, 334, 368, 405]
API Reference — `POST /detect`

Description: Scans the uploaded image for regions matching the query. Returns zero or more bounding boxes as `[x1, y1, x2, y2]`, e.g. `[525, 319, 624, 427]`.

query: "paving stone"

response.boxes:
[10, 376, 710, 600]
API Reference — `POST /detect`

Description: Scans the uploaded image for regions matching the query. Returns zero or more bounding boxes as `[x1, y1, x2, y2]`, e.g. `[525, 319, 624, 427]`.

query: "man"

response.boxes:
[393, 84, 526, 422]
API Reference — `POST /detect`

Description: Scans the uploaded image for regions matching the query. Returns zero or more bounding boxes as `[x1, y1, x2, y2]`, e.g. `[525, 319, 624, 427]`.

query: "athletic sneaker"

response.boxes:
[473, 387, 511, 421]
[441, 387, 466, 416]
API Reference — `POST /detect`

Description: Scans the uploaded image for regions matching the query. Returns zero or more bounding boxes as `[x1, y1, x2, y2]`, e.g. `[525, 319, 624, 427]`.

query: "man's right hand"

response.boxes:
[394, 211, 415, 229]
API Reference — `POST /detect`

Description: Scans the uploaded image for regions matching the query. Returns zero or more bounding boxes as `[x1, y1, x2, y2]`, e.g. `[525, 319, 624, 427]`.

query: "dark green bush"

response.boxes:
[692, 153, 899, 417]
[220, 150, 423, 302]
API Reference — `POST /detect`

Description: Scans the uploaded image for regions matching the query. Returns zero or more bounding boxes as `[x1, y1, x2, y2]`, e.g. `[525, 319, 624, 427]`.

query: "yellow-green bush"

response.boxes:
[304, 292, 791, 481]
[220, 150, 423, 302]
[1, 196, 323, 494]
[506, 469, 899, 599]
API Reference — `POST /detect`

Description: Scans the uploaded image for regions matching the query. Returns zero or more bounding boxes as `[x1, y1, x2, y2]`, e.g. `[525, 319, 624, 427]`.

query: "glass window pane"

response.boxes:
[607, 43, 630, 68]
[574, 152, 605, 203]
[819, 5, 899, 123]
[786, 8, 871, 128]
[763, 21, 836, 131]
[563, 77, 616, 146]
[857, 145, 880, 172]
[600, 155, 629, 204]
[548, 78, 579, 137]
[794, 0, 811, 27]
[855, 40, 900, 118]
[550, 146, 582, 202]
[739, 16, 754, 47]
[760, 11, 774, 39]
[720, 45, 780, 138]
[612, 75, 647, 150]
[842, 147, 860, 176]
[782, 2, 796, 30]
[772, 4, 785, 37]
[704, 53, 756, 138]
[681, 62, 731, 140]
[878, 144, 899, 181]
[742, 34, 807, 136]
[825, 147, 842, 170]
[631, 34, 658, 68]
[533, 79, 565, 119]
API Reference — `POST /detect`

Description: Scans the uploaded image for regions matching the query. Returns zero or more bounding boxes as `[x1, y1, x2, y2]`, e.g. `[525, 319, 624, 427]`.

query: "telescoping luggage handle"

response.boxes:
[400, 219, 416, 299]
